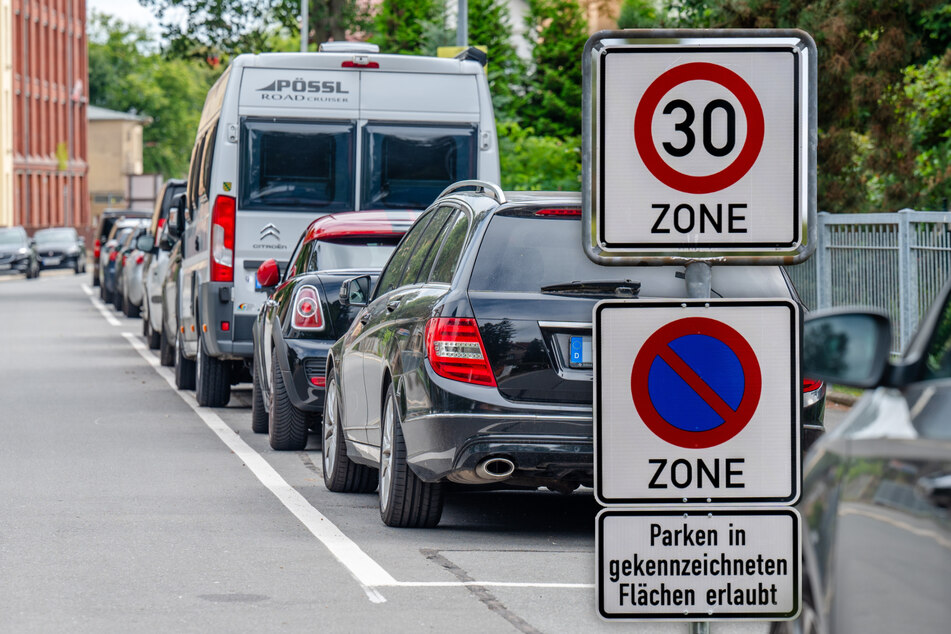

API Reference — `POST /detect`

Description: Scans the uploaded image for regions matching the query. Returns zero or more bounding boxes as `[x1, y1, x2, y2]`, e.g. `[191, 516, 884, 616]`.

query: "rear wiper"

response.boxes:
[540, 280, 640, 297]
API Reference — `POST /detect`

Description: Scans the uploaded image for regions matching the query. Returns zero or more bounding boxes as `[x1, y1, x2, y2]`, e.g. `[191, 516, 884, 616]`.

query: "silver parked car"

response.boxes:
[141, 179, 186, 349]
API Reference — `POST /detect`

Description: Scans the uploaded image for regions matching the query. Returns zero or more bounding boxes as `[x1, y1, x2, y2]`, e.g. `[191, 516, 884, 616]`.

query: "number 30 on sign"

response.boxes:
[581, 30, 817, 264]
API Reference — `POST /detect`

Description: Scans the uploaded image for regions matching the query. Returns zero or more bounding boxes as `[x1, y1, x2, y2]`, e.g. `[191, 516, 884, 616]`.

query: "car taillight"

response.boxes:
[536, 208, 581, 217]
[803, 378, 824, 393]
[210, 195, 236, 283]
[122, 254, 128, 265]
[94, 239, 101, 259]
[292, 286, 324, 331]
[135, 254, 144, 265]
[109, 251, 117, 262]
[425, 317, 496, 386]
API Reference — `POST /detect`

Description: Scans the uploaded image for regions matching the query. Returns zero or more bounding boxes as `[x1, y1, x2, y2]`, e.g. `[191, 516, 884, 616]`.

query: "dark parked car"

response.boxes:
[0, 226, 39, 279]
[33, 227, 86, 274]
[783, 276, 951, 633]
[322, 183, 825, 527]
[91, 208, 150, 287]
[99, 218, 147, 304]
[251, 210, 419, 451]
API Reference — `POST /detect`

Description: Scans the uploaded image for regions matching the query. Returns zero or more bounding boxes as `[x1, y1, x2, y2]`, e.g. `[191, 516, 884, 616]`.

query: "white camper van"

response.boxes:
[173, 45, 500, 407]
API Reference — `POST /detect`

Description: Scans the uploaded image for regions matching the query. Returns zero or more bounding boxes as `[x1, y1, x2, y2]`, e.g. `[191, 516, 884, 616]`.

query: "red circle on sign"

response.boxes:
[633, 62, 765, 194]
[630, 317, 762, 449]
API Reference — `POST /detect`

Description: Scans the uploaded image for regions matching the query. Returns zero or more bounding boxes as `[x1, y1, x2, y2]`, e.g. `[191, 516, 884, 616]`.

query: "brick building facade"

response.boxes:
[4, 0, 89, 233]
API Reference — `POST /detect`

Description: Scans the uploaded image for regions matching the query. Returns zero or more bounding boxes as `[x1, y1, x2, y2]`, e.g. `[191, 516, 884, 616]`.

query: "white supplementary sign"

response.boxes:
[582, 32, 816, 263]
[595, 299, 801, 504]
[597, 508, 801, 620]
[239, 68, 359, 109]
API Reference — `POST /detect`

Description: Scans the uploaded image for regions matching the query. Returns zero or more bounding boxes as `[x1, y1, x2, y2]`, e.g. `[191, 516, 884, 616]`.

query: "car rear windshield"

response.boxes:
[310, 238, 401, 271]
[469, 214, 793, 298]
[361, 123, 476, 210]
[241, 119, 354, 211]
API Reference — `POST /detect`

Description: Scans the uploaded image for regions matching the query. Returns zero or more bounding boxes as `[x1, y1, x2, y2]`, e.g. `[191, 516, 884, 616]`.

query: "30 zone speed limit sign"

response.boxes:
[582, 30, 817, 264]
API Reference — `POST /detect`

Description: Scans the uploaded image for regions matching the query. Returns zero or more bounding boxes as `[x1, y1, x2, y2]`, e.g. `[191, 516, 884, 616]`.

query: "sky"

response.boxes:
[87, 0, 163, 34]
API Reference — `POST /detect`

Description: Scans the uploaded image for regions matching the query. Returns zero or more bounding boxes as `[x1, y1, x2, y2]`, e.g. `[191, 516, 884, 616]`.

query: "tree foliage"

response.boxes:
[498, 122, 580, 191]
[618, 0, 660, 28]
[467, 0, 523, 122]
[663, 0, 951, 213]
[520, 0, 589, 138]
[370, 0, 440, 55]
[88, 15, 220, 178]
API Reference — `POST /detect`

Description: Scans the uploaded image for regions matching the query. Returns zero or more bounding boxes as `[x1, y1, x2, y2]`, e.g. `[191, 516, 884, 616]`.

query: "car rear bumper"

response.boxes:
[276, 337, 333, 414]
[401, 411, 593, 487]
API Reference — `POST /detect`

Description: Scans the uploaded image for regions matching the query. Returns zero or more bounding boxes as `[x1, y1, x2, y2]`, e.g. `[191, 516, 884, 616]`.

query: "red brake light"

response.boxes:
[135, 254, 145, 265]
[310, 376, 326, 387]
[342, 60, 379, 69]
[536, 208, 581, 217]
[802, 378, 824, 393]
[210, 195, 236, 282]
[157, 218, 166, 229]
[109, 251, 117, 262]
[292, 286, 325, 331]
[94, 239, 101, 259]
[220, 321, 230, 332]
[425, 317, 496, 386]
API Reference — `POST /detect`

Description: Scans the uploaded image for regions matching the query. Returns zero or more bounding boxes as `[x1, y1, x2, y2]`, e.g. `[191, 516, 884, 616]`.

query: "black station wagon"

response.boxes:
[322, 182, 823, 528]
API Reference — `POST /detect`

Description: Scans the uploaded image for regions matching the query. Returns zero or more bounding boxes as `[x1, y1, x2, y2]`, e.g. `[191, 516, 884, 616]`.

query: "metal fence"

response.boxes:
[785, 210, 951, 353]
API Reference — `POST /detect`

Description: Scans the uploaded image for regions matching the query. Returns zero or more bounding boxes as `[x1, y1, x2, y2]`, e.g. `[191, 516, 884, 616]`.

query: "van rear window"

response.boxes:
[362, 123, 476, 210]
[241, 119, 354, 211]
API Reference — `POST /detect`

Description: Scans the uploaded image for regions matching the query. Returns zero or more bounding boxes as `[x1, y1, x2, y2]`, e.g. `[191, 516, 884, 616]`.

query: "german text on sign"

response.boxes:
[597, 508, 801, 620]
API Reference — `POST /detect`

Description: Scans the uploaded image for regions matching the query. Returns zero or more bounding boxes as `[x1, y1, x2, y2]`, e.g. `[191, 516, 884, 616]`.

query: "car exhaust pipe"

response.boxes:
[475, 457, 515, 481]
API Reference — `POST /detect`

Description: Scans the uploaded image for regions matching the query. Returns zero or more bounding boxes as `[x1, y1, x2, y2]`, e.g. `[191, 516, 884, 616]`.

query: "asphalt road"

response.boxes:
[0, 272, 825, 633]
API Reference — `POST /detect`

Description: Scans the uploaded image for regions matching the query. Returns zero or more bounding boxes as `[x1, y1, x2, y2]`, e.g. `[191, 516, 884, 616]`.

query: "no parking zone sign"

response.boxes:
[595, 299, 801, 504]
[581, 30, 817, 264]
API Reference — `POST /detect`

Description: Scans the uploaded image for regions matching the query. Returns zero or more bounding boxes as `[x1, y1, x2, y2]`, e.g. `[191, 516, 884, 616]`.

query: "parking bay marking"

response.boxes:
[82, 303, 595, 600]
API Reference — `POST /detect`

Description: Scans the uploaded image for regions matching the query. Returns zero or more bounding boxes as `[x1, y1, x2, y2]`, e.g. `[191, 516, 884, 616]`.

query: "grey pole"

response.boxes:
[301, 0, 309, 52]
[456, 0, 468, 47]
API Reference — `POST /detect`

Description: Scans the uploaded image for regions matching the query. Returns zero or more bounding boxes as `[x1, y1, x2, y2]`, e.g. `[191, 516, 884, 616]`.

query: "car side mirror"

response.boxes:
[256, 258, 280, 294]
[136, 233, 154, 252]
[339, 275, 371, 307]
[175, 194, 188, 236]
[802, 309, 893, 389]
[28, 238, 36, 248]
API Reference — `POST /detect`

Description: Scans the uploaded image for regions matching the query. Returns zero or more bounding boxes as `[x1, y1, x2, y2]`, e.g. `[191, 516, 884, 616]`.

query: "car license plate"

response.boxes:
[42, 257, 60, 266]
[569, 335, 592, 368]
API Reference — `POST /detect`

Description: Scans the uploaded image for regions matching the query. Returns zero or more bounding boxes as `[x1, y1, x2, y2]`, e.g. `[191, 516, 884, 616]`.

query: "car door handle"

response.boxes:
[359, 312, 371, 325]
[386, 300, 400, 312]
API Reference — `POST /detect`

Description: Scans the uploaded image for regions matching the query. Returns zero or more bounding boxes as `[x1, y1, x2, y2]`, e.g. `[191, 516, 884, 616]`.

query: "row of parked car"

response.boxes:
[0, 225, 87, 278]
[95, 176, 829, 531]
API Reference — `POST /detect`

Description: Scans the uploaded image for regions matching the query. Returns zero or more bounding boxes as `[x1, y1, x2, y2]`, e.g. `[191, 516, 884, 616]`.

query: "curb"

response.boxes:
[826, 390, 858, 407]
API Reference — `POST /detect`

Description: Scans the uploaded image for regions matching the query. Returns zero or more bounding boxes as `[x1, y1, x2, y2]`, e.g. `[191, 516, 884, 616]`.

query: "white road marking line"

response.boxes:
[89, 293, 122, 326]
[83, 292, 590, 601]
[120, 332, 392, 603]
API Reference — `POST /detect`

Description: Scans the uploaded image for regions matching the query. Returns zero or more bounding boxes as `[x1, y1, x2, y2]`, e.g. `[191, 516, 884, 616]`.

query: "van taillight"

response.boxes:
[425, 317, 496, 386]
[803, 378, 824, 393]
[94, 239, 101, 259]
[210, 195, 236, 283]
[292, 286, 324, 331]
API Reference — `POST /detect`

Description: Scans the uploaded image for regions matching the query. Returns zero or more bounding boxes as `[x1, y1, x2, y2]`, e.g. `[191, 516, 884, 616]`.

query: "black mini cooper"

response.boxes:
[323, 183, 825, 528]
[251, 210, 418, 450]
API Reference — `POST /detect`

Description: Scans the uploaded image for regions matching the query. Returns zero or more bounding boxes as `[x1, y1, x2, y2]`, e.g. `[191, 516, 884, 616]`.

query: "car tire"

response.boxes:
[159, 324, 175, 367]
[142, 313, 150, 336]
[379, 382, 443, 528]
[268, 349, 310, 450]
[250, 357, 269, 434]
[74, 260, 82, 274]
[174, 330, 196, 390]
[322, 369, 377, 493]
[92, 272, 100, 287]
[147, 322, 161, 350]
[195, 333, 231, 407]
[123, 291, 140, 318]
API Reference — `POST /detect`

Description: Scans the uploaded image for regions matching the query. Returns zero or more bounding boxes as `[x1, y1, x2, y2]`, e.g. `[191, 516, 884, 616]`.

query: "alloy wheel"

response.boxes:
[322, 379, 339, 476]
[379, 394, 395, 513]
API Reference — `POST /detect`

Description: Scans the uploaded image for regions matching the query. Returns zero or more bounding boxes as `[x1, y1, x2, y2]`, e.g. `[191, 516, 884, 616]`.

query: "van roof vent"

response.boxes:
[319, 41, 380, 54]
